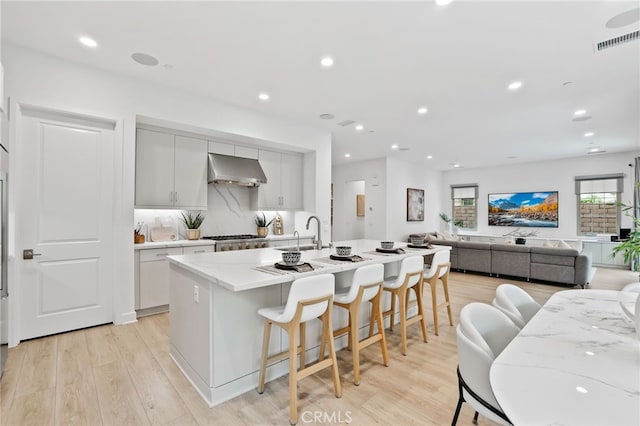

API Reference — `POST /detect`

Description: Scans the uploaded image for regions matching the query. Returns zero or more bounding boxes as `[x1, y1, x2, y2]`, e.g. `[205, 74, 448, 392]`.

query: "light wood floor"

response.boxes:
[1, 267, 636, 426]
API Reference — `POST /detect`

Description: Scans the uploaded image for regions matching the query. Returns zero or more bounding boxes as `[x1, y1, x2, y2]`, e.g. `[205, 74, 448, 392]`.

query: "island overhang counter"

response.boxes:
[167, 239, 449, 407]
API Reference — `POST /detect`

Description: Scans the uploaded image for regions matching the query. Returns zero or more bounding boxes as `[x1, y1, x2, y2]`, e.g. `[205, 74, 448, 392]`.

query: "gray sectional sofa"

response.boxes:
[424, 239, 596, 288]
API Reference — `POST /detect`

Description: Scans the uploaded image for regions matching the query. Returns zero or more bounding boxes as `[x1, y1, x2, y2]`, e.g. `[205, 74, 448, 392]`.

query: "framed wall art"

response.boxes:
[406, 188, 424, 221]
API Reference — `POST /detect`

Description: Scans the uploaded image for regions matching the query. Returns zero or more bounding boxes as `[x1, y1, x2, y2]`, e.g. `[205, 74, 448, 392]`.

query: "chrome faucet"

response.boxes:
[293, 230, 300, 251]
[306, 216, 322, 250]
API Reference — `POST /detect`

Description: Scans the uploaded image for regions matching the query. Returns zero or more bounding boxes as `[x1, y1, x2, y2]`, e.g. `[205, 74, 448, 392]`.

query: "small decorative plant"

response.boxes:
[611, 201, 640, 280]
[439, 213, 452, 224]
[181, 211, 205, 229]
[255, 212, 274, 228]
[181, 211, 204, 240]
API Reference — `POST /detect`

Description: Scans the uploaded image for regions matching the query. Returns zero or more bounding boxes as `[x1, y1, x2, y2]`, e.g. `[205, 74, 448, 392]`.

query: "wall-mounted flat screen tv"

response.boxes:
[488, 191, 558, 227]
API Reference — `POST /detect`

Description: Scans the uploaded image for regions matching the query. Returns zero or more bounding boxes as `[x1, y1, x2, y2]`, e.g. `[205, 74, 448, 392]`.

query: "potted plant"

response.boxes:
[612, 202, 640, 280]
[180, 211, 205, 240]
[439, 212, 453, 233]
[255, 212, 274, 237]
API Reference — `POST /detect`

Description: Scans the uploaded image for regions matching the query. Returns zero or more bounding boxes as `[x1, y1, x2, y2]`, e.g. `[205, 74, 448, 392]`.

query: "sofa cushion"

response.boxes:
[530, 247, 579, 267]
[530, 263, 575, 284]
[491, 244, 530, 253]
[457, 241, 492, 250]
[457, 241, 492, 273]
[490, 244, 530, 278]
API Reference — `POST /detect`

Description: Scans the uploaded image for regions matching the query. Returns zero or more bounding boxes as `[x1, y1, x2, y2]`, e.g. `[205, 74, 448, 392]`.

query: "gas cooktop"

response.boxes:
[201, 234, 263, 241]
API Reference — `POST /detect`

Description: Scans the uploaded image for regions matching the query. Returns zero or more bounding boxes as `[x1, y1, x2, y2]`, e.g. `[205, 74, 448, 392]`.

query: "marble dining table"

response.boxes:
[490, 289, 640, 426]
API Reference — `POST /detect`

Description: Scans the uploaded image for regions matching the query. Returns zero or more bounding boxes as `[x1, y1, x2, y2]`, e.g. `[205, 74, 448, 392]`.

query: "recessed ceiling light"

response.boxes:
[131, 52, 159, 66]
[584, 132, 595, 137]
[426, 155, 433, 159]
[417, 106, 428, 115]
[79, 36, 98, 48]
[258, 93, 270, 101]
[507, 156, 518, 159]
[606, 8, 640, 29]
[319, 113, 334, 120]
[572, 116, 592, 122]
[588, 147, 603, 153]
[575, 386, 588, 394]
[574, 109, 587, 116]
[562, 81, 573, 86]
[391, 144, 399, 149]
[435, 0, 453, 6]
[344, 153, 351, 158]
[452, 163, 462, 168]
[355, 124, 364, 131]
[508, 81, 523, 91]
[320, 56, 334, 68]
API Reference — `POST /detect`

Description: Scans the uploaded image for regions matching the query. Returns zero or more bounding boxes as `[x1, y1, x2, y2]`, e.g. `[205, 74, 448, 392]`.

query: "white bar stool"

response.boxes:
[423, 249, 453, 335]
[321, 263, 389, 385]
[257, 274, 342, 425]
[380, 255, 428, 355]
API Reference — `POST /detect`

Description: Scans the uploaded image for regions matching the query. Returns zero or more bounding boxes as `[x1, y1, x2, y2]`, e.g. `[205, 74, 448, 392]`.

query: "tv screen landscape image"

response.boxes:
[488, 191, 558, 227]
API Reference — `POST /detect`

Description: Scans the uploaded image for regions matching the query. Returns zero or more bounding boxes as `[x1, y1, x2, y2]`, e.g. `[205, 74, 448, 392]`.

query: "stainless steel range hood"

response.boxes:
[207, 153, 267, 186]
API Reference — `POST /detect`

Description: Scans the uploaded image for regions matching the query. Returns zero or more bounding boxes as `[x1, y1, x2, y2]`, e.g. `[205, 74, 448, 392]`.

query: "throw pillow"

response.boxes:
[542, 239, 558, 248]
[557, 240, 572, 249]
[565, 240, 583, 251]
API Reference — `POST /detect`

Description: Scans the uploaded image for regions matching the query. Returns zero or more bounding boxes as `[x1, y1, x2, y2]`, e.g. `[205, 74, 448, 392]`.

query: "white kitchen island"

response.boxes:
[167, 239, 449, 407]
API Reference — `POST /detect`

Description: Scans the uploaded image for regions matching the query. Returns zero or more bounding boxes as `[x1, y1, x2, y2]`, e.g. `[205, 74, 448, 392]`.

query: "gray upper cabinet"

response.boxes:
[252, 149, 303, 210]
[135, 128, 207, 209]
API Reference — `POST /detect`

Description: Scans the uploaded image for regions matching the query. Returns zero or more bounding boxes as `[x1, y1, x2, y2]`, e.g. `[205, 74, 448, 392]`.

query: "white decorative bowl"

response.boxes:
[381, 241, 394, 249]
[281, 251, 301, 265]
[335, 246, 352, 256]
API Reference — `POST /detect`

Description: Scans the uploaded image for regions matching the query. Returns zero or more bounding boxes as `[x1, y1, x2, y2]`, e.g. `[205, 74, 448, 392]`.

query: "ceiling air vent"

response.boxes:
[595, 30, 639, 51]
[337, 120, 356, 127]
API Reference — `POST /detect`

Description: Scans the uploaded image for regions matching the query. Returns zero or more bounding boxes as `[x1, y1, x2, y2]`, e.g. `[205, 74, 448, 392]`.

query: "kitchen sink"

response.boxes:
[274, 245, 317, 251]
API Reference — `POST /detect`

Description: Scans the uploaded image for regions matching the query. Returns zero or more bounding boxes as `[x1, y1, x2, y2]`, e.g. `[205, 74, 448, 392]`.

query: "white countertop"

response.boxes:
[490, 289, 640, 426]
[167, 239, 450, 292]
[134, 239, 218, 250]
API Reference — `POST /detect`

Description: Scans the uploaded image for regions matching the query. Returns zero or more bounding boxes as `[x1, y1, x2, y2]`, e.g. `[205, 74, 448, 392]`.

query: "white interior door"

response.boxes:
[15, 105, 115, 340]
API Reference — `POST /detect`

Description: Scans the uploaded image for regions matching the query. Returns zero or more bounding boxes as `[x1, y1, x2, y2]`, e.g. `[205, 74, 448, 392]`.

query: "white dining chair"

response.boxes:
[492, 283, 541, 329]
[452, 303, 519, 426]
[621, 282, 640, 293]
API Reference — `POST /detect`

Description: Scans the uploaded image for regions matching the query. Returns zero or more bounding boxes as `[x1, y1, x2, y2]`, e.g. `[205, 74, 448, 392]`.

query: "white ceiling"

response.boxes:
[2, 1, 639, 170]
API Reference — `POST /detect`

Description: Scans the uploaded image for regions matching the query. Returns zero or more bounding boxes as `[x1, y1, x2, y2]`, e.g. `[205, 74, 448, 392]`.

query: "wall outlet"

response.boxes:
[193, 285, 199, 303]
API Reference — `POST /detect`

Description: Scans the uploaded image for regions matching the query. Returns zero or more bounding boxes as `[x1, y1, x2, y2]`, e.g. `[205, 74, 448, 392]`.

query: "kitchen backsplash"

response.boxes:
[134, 184, 298, 239]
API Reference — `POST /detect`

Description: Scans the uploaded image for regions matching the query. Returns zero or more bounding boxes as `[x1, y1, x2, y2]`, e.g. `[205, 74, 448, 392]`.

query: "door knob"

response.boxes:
[23, 249, 43, 260]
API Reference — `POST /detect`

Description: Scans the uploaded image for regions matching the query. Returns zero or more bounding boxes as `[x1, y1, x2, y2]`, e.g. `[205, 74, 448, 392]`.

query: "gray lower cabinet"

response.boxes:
[139, 247, 183, 311]
[136, 244, 216, 315]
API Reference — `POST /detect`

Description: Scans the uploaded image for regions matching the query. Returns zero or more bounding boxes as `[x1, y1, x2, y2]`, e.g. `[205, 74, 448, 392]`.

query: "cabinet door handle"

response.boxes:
[193, 249, 205, 253]
[170, 192, 174, 203]
[156, 253, 169, 257]
[175, 192, 178, 204]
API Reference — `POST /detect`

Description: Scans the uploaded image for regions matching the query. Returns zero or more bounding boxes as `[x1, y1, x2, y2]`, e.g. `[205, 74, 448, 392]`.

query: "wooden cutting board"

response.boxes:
[149, 224, 178, 242]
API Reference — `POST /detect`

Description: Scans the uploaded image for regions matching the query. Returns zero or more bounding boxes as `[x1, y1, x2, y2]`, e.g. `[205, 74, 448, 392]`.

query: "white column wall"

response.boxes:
[2, 43, 331, 328]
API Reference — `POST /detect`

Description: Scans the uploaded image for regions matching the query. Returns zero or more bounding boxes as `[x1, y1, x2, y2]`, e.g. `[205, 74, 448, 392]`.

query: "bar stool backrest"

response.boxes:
[388, 255, 424, 289]
[424, 250, 451, 279]
[281, 274, 335, 323]
[344, 263, 384, 303]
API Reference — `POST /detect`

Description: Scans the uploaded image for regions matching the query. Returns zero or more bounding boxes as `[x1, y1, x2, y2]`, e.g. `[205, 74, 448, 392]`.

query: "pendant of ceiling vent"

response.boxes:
[337, 120, 356, 127]
[595, 30, 639, 51]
